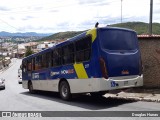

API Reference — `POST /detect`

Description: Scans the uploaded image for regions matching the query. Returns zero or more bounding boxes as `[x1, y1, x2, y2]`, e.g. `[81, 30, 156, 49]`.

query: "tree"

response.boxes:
[25, 47, 34, 57]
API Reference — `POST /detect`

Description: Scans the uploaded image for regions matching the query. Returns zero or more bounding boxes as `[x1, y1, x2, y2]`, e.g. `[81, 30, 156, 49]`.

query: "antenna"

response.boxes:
[95, 22, 99, 28]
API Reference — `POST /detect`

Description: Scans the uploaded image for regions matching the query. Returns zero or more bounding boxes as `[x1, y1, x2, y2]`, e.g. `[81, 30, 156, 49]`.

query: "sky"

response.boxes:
[0, 0, 159, 33]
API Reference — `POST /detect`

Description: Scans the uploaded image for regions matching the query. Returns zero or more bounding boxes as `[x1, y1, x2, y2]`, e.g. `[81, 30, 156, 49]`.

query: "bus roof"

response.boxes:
[99, 26, 136, 33]
[23, 26, 136, 61]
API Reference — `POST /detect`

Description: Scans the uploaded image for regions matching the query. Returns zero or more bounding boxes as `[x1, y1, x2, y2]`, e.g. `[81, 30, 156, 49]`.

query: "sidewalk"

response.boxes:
[0, 58, 17, 74]
[105, 88, 160, 103]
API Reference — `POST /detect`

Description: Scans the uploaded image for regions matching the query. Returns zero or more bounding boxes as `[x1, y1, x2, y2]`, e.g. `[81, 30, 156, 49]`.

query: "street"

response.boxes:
[0, 59, 160, 119]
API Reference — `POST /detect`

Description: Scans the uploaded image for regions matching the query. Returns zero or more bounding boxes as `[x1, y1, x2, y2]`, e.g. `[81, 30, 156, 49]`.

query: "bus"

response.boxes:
[22, 26, 143, 100]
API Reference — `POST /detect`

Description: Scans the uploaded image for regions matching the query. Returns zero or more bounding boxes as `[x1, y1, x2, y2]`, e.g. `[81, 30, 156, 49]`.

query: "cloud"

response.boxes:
[49, 10, 59, 13]
[33, 7, 43, 11]
[17, 25, 47, 32]
[154, 9, 160, 14]
[77, 0, 115, 8]
[22, 16, 35, 21]
[9, 17, 15, 20]
[0, 6, 10, 11]
[0, 0, 160, 33]
[77, 0, 100, 5]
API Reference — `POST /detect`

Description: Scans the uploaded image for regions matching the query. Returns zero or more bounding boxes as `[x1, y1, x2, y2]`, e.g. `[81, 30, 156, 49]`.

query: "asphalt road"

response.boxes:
[0, 58, 160, 120]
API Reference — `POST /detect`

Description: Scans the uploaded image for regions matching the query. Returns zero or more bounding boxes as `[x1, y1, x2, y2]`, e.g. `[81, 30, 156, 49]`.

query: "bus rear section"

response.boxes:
[97, 27, 143, 91]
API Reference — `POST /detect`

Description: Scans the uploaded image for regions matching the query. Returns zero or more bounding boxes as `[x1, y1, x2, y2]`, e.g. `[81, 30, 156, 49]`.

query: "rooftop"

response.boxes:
[138, 34, 160, 39]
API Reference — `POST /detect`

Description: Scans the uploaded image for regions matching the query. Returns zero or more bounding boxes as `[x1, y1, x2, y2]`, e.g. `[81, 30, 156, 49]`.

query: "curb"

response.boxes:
[105, 94, 160, 103]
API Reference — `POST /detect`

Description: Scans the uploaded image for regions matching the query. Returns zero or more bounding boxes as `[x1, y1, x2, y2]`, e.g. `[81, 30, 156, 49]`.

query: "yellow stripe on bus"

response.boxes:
[74, 63, 88, 79]
[86, 28, 97, 42]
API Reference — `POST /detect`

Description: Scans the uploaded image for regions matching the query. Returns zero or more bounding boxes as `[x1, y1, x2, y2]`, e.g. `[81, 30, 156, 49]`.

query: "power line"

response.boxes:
[0, 18, 19, 31]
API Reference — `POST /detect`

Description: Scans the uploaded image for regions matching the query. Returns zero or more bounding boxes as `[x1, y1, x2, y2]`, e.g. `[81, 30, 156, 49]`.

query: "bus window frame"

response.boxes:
[61, 42, 75, 66]
[23, 34, 92, 72]
[22, 60, 27, 73]
[75, 35, 92, 63]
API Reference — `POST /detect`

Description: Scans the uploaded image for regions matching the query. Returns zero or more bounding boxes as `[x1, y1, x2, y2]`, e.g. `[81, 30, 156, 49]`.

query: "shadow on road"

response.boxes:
[21, 91, 137, 110]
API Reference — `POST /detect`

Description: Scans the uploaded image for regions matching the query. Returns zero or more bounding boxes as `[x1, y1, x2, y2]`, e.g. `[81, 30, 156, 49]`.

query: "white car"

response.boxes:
[18, 69, 22, 77]
[18, 76, 22, 84]
[0, 78, 5, 90]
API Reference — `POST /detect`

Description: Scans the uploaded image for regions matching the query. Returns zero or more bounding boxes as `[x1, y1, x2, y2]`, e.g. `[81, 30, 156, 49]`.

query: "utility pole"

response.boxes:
[121, 0, 123, 23]
[0, 40, 4, 66]
[149, 0, 153, 36]
[17, 40, 18, 58]
[0, 40, 2, 61]
[1, 40, 3, 59]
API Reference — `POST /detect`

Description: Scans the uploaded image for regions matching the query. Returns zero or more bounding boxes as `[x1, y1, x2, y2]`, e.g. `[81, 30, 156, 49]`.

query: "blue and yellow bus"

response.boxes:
[22, 26, 143, 100]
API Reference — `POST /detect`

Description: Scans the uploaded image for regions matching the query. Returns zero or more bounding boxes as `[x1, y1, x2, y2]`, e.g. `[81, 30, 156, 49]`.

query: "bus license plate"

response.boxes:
[111, 81, 116, 87]
[124, 81, 128, 85]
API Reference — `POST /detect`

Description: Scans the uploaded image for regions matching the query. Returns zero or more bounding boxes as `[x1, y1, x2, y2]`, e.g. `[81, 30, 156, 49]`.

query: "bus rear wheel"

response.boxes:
[28, 81, 35, 94]
[59, 81, 71, 100]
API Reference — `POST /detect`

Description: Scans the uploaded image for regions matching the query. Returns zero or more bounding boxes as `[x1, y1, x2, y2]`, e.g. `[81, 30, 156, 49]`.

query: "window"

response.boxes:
[75, 35, 92, 62]
[52, 48, 63, 67]
[27, 59, 32, 71]
[42, 54, 47, 69]
[22, 60, 27, 72]
[52, 43, 75, 66]
[32, 52, 52, 70]
[62, 43, 74, 65]
[32, 58, 35, 70]
[46, 52, 52, 68]
[35, 55, 42, 70]
[99, 29, 137, 51]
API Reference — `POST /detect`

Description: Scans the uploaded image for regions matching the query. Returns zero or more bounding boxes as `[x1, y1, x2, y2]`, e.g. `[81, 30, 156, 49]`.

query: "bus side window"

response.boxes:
[35, 55, 42, 70]
[42, 54, 47, 69]
[35, 57, 38, 70]
[46, 52, 52, 67]
[52, 48, 62, 67]
[22, 61, 27, 72]
[27, 60, 32, 71]
[62, 43, 74, 65]
[57, 48, 63, 66]
[75, 35, 92, 62]
[32, 58, 35, 70]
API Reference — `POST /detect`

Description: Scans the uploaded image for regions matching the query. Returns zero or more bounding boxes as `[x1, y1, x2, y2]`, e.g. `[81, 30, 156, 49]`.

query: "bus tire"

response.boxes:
[59, 81, 71, 101]
[28, 81, 35, 94]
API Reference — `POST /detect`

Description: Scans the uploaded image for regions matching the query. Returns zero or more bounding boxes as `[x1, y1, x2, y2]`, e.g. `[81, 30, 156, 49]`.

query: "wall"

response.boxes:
[139, 38, 160, 88]
[0, 61, 3, 69]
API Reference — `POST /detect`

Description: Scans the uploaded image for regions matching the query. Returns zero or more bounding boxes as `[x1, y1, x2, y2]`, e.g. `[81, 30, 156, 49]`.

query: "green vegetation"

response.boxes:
[38, 31, 84, 41]
[25, 47, 34, 57]
[110, 22, 160, 35]
[39, 22, 160, 41]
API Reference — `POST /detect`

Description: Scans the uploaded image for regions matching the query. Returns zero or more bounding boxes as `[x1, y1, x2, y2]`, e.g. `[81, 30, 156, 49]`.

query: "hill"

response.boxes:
[38, 22, 160, 41]
[38, 31, 85, 41]
[0, 31, 51, 37]
[110, 22, 160, 35]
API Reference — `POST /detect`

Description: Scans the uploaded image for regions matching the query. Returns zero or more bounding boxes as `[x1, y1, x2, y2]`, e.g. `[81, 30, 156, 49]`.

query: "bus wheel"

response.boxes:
[59, 81, 71, 100]
[28, 81, 35, 94]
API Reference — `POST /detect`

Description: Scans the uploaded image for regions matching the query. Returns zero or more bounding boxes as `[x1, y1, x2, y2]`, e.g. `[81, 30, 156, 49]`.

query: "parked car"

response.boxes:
[18, 76, 22, 84]
[18, 69, 22, 77]
[0, 78, 5, 90]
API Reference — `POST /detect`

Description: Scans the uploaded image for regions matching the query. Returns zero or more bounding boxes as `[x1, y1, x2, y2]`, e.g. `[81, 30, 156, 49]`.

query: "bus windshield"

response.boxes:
[99, 29, 138, 51]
